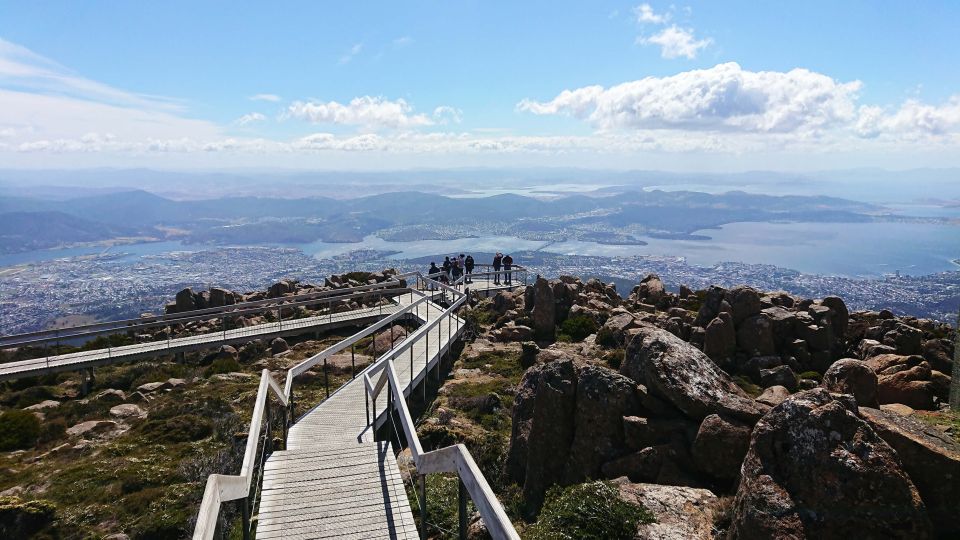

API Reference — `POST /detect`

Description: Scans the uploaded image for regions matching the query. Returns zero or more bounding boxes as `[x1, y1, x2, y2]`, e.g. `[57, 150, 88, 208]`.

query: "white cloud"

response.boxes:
[633, 4, 668, 24]
[638, 25, 711, 59]
[249, 93, 281, 102]
[518, 62, 862, 134]
[339, 43, 363, 65]
[235, 112, 266, 126]
[285, 96, 435, 130]
[393, 36, 413, 47]
[856, 96, 960, 139]
[432, 106, 463, 124]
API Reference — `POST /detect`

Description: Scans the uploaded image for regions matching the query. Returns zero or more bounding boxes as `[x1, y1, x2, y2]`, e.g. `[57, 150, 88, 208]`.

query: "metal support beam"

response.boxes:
[418, 474, 427, 540]
[458, 478, 468, 540]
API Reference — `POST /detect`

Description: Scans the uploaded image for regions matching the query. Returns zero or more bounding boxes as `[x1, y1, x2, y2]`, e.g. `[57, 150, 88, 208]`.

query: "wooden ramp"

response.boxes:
[0, 303, 398, 382]
[256, 297, 459, 539]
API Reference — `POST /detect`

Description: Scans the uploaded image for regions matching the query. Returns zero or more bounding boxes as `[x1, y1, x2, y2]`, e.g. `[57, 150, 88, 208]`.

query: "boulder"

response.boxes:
[822, 358, 879, 407]
[563, 365, 641, 483]
[366, 325, 407, 355]
[691, 414, 752, 481]
[136, 381, 172, 393]
[109, 404, 146, 419]
[729, 389, 931, 540]
[531, 277, 556, 341]
[703, 313, 736, 364]
[66, 420, 118, 438]
[491, 292, 517, 315]
[599, 312, 639, 347]
[883, 323, 923, 355]
[737, 314, 776, 357]
[490, 324, 533, 342]
[270, 337, 289, 354]
[601, 446, 664, 482]
[617, 481, 718, 540]
[860, 407, 960, 536]
[509, 359, 577, 514]
[622, 325, 769, 423]
[23, 400, 60, 411]
[759, 365, 797, 392]
[694, 286, 727, 327]
[725, 286, 762, 325]
[174, 287, 197, 313]
[755, 385, 790, 407]
[634, 274, 666, 307]
[820, 296, 849, 338]
[208, 287, 236, 307]
[94, 389, 126, 403]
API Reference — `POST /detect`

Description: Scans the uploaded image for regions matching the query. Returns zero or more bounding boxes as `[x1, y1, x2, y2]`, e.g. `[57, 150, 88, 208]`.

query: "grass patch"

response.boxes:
[915, 409, 960, 444]
[525, 481, 654, 540]
[732, 375, 763, 398]
[459, 351, 525, 381]
[407, 473, 474, 538]
[798, 371, 822, 382]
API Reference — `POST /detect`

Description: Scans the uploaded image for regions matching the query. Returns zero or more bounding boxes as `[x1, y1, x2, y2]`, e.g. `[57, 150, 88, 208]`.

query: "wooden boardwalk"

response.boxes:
[0, 304, 398, 381]
[256, 296, 460, 539]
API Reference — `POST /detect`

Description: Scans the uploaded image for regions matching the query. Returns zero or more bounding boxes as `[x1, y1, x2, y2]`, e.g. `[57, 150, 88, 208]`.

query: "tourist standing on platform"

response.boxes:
[464, 254, 475, 283]
[442, 256, 452, 283]
[503, 254, 514, 285]
[492, 252, 503, 285]
[428, 262, 440, 289]
[452, 255, 462, 283]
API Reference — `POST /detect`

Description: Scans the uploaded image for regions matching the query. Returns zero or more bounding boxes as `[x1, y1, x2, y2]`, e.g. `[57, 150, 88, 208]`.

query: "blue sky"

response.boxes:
[1, 1, 959, 170]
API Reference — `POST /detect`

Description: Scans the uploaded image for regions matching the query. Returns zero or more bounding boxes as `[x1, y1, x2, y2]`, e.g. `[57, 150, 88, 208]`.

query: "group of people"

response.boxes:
[428, 252, 514, 286]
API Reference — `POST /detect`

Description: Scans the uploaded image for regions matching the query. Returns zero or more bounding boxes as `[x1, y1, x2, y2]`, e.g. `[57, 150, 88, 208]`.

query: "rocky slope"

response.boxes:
[451, 273, 957, 538]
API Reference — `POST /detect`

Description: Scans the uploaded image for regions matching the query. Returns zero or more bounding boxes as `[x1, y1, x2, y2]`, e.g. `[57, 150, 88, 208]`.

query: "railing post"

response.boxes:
[240, 497, 251, 540]
[458, 478, 468, 540]
[351, 344, 356, 379]
[418, 474, 427, 540]
[324, 357, 329, 399]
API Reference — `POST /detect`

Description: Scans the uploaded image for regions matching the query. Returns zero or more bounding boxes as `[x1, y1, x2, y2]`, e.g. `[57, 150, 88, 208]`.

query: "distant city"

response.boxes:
[1, 243, 957, 336]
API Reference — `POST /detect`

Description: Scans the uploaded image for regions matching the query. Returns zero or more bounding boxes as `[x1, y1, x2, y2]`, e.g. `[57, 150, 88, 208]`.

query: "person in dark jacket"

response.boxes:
[428, 262, 440, 289]
[503, 254, 514, 285]
[441, 257, 451, 283]
[492, 252, 503, 285]
[464, 254, 475, 283]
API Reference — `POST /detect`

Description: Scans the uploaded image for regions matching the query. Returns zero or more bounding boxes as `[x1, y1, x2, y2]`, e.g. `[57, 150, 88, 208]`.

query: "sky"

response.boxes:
[1, 1, 959, 171]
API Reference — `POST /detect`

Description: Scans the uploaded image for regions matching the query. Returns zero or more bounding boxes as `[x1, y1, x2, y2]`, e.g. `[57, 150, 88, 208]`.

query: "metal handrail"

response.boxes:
[363, 300, 519, 540]
[194, 271, 471, 539]
[1, 278, 408, 348]
[194, 369, 288, 540]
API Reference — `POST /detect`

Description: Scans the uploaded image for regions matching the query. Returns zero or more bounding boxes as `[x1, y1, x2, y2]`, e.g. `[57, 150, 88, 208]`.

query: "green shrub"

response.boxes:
[138, 414, 213, 443]
[0, 496, 56, 538]
[799, 371, 822, 382]
[526, 481, 654, 540]
[407, 474, 473, 537]
[204, 357, 241, 377]
[604, 349, 625, 370]
[38, 417, 67, 445]
[595, 325, 618, 348]
[559, 315, 598, 342]
[0, 409, 41, 451]
[13, 386, 57, 409]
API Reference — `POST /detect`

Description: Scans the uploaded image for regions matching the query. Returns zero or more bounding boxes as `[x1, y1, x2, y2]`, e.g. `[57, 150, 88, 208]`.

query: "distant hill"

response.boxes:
[0, 211, 136, 254]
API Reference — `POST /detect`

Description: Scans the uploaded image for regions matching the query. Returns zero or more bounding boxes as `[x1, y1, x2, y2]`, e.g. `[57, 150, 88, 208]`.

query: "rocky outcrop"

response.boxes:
[867, 354, 949, 410]
[531, 277, 556, 342]
[564, 365, 641, 483]
[822, 358, 878, 407]
[691, 414, 751, 482]
[730, 389, 931, 540]
[860, 407, 960, 536]
[703, 312, 736, 365]
[507, 359, 577, 514]
[615, 479, 718, 540]
[622, 325, 769, 423]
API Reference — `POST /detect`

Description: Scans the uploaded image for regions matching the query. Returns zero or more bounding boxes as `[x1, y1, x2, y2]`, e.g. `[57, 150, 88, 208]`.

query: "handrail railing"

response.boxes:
[1, 278, 408, 348]
[363, 296, 519, 539]
[193, 271, 516, 540]
[194, 369, 288, 540]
